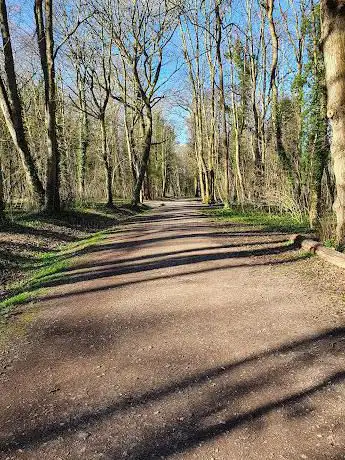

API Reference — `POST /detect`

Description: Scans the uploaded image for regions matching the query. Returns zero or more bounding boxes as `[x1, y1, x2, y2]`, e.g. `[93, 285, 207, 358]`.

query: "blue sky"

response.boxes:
[12, 0, 303, 145]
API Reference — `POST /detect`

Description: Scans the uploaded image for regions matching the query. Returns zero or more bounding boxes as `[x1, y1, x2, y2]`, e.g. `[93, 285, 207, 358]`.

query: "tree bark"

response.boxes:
[321, 0, 345, 246]
[309, 1, 329, 227]
[0, 0, 45, 205]
[35, 0, 60, 213]
[77, 71, 89, 199]
[124, 107, 139, 186]
[132, 109, 153, 206]
[100, 115, 113, 207]
[215, 1, 231, 206]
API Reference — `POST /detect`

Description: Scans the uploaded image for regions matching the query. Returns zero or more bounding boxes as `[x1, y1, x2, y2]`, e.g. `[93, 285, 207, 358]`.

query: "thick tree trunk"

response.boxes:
[195, 107, 210, 204]
[322, 0, 345, 247]
[44, 0, 60, 212]
[124, 108, 139, 186]
[0, 0, 45, 205]
[35, 0, 60, 212]
[310, 3, 329, 227]
[132, 109, 153, 206]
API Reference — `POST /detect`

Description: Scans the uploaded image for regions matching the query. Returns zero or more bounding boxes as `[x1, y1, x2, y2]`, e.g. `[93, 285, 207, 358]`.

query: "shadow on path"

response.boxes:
[1, 327, 345, 458]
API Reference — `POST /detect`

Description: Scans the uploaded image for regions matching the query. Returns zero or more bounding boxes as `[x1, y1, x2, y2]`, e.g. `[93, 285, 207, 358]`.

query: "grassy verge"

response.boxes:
[206, 206, 310, 233]
[0, 203, 148, 317]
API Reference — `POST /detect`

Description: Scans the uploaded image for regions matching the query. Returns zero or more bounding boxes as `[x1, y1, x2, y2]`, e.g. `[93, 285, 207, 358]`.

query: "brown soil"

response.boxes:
[1, 200, 345, 460]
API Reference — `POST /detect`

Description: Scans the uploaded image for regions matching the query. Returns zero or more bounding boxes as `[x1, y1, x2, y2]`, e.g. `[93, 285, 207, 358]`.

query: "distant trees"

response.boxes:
[177, 0, 340, 240]
[0, 0, 183, 212]
[0, 0, 344, 245]
[69, 22, 115, 207]
[104, 0, 178, 204]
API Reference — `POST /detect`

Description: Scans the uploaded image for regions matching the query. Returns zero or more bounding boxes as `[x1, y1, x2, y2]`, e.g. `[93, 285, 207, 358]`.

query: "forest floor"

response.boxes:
[1, 199, 345, 459]
[0, 203, 148, 309]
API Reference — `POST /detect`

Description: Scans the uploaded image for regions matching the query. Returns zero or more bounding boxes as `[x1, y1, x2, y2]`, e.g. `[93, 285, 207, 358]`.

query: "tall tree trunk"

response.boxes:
[229, 56, 245, 204]
[100, 115, 113, 207]
[124, 107, 138, 186]
[247, 0, 263, 198]
[0, 0, 45, 205]
[321, 0, 345, 247]
[132, 109, 153, 206]
[266, 0, 281, 167]
[311, 1, 329, 226]
[215, 1, 231, 206]
[35, 0, 60, 213]
[77, 71, 89, 199]
[266, 0, 296, 199]
[162, 132, 168, 197]
[251, 80, 263, 196]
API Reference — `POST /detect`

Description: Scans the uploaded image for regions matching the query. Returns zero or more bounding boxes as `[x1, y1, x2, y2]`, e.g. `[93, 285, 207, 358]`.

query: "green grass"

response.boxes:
[0, 231, 108, 315]
[0, 292, 40, 317]
[206, 206, 310, 233]
[0, 203, 149, 317]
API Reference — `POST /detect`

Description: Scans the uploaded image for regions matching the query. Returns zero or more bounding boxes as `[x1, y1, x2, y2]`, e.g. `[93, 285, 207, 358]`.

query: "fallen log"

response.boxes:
[291, 234, 345, 269]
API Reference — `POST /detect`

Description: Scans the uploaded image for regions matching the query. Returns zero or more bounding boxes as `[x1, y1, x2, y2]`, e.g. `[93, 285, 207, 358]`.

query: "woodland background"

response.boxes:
[0, 0, 342, 245]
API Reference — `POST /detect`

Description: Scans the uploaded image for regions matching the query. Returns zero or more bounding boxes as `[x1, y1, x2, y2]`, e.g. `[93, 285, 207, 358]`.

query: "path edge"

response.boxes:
[291, 234, 345, 269]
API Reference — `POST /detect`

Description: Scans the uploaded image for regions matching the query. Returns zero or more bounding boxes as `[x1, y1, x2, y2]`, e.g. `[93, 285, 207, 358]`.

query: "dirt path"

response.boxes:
[1, 200, 345, 460]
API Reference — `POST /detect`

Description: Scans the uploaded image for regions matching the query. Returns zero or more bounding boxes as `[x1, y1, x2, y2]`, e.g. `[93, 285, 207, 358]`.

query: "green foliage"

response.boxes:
[207, 206, 310, 233]
[0, 292, 39, 316]
[324, 239, 337, 249]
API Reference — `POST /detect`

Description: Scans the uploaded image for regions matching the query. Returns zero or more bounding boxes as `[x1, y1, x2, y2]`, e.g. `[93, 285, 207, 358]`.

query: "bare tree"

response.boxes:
[69, 24, 115, 207]
[0, 0, 45, 205]
[104, 0, 178, 205]
[34, 0, 62, 212]
[215, 0, 231, 206]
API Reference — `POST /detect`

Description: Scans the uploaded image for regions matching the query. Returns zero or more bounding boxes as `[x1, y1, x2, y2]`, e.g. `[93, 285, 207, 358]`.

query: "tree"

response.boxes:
[105, 0, 178, 205]
[0, 0, 45, 205]
[321, 0, 345, 247]
[69, 24, 115, 207]
[215, 0, 231, 206]
[34, 0, 61, 212]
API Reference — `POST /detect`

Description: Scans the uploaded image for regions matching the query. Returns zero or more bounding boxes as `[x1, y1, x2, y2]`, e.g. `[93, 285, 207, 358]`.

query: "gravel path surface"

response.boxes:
[1, 200, 345, 459]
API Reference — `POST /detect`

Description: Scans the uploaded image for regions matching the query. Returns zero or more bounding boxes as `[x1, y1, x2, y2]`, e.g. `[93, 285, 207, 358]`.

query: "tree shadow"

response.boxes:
[24, 254, 309, 305]
[1, 202, 341, 458]
[64, 239, 289, 274]
[1, 327, 345, 458]
[34, 241, 297, 291]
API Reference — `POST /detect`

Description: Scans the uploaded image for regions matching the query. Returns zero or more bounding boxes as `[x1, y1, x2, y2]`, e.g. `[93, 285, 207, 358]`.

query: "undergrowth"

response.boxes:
[206, 206, 310, 233]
